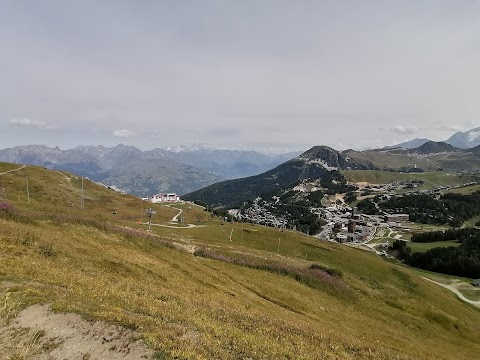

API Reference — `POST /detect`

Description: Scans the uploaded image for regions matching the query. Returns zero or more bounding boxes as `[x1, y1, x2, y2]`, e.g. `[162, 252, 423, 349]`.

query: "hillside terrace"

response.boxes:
[404, 181, 477, 196]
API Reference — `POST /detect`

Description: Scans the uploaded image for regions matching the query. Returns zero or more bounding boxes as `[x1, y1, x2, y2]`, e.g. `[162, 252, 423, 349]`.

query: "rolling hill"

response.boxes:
[184, 141, 480, 210]
[345, 141, 480, 172]
[182, 146, 373, 208]
[1, 162, 480, 359]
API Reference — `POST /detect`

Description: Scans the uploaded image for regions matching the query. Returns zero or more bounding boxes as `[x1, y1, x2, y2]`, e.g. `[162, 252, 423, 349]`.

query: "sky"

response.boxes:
[1, 1, 480, 154]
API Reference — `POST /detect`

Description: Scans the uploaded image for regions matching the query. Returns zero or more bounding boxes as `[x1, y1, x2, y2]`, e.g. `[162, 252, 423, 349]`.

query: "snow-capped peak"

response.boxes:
[468, 130, 480, 142]
[162, 143, 237, 153]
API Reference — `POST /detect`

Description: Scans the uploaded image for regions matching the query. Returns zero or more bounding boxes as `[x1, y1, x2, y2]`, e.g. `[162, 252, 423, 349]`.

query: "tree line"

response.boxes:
[357, 191, 480, 227]
[392, 231, 480, 278]
[411, 228, 479, 243]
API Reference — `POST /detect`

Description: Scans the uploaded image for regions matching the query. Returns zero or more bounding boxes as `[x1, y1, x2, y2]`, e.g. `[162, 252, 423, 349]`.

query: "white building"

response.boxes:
[150, 193, 180, 203]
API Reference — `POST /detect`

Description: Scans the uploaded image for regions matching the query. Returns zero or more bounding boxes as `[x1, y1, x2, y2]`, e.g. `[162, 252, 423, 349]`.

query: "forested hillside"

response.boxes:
[183, 146, 367, 208]
[393, 229, 480, 278]
[183, 159, 334, 208]
[358, 191, 480, 227]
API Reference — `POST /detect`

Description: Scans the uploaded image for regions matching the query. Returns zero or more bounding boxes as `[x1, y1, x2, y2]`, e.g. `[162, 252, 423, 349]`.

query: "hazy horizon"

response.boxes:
[1, 1, 479, 152]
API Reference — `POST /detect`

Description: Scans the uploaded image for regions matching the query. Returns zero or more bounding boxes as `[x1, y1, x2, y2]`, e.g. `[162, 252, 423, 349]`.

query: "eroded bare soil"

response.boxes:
[0, 293, 154, 360]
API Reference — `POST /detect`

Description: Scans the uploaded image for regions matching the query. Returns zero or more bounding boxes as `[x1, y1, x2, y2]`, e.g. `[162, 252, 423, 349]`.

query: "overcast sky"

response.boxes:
[1, 1, 479, 153]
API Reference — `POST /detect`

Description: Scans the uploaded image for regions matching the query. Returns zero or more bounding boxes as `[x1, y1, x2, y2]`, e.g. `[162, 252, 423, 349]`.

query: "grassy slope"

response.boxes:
[446, 184, 480, 195]
[344, 150, 480, 171]
[1, 163, 480, 359]
[343, 170, 478, 189]
[408, 241, 461, 253]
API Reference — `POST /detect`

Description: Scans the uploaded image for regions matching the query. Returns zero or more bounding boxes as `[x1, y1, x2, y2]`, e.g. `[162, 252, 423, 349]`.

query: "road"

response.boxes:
[421, 277, 480, 309]
[0, 164, 26, 176]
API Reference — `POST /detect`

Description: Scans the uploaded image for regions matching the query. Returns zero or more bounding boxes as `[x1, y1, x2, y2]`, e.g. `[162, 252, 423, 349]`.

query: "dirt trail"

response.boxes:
[148, 222, 204, 229]
[421, 277, 480, 308]
[1, 301, 154, 359]
[0, 164, 26, 176]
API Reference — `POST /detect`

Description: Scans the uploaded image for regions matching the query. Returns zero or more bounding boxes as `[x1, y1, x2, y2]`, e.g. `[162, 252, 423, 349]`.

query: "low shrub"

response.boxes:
[39, 243, 55, 257]
[0, 202, 15, 217]
[17, 232, 39, 246]
[309, 263, 344, 279]
[194, 247, 353, 299]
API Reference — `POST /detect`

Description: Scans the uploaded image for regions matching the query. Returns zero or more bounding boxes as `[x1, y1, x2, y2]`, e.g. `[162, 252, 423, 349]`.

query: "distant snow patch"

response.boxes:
[298, 155, 338, 170]
[468, 130, 480, 142]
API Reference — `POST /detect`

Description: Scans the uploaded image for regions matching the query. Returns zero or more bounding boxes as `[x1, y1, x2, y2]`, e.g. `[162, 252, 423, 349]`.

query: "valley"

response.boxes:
[3, 3, 480, 358]
[1, 160, 480, 359]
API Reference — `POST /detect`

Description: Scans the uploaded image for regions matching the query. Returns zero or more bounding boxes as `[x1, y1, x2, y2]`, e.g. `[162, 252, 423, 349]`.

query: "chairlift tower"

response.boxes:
[146, 208, 156, 231]
[81, 176, 84, 209]
[25, 175, 30, 203]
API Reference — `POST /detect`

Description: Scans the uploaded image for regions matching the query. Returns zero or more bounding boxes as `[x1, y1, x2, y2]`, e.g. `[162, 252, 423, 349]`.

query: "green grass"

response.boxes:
[408, 241, 461, 253]
[463, 214, 480, 227]
[458, 287, 480, 301]
[343, 170, 479, 192]
[402, 222, 450, 233]
[344, 150, 480, 173]
[0, 163, 24, 173]
[411, 267, 474, 283]
[1, 163, 480, 359]
[445, 184, 480, 195]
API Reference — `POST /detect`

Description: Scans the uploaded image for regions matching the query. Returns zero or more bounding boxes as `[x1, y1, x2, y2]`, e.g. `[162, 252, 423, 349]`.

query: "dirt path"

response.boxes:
[1, 302, 154, 359]
[158, 203, 184, 222]
[0, 164, 26, 176]
[145, 221, 204, 229]
[170, 206, 182, 222]
[54, 170, 72, 181]
[421, 277, 480, 308]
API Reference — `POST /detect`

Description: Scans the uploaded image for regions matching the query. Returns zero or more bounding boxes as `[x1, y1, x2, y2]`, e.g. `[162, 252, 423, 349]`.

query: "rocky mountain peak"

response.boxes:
[296, 146, 353, 170]
[445, 127, 480, 149]
[413, 141, 459, 155]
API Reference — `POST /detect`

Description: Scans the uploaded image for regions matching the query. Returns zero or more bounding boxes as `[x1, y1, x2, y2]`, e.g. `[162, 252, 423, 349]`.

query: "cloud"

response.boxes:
[113, 129, 135, 138]
[391, 125, 418, 135]
[438, 124, 468, 132]
[8, 118, 56, 129]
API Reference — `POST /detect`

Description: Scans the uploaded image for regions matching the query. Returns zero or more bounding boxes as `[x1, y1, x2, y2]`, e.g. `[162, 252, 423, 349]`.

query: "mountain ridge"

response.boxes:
[445, 127, 480, 149]
[383, 138, 431, 149]
[345, 140, 480, 172]
[385, 127, 480, 150]
[0, 144, 300, 195]
[409, 141, 460, 155]
[182, 146, 371, 208]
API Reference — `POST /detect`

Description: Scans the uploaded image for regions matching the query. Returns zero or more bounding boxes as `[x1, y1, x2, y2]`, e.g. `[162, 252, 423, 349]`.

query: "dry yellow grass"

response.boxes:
[1, 163, 480, 359]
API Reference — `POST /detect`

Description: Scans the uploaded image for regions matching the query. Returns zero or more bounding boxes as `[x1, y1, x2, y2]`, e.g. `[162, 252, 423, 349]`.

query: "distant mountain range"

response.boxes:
[385, 127, 480, 149]
[383, 138, 431, 150]
[2, 127, 479, 198]
[445, 127, 480, 149]
[0, 144, 300, 195]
